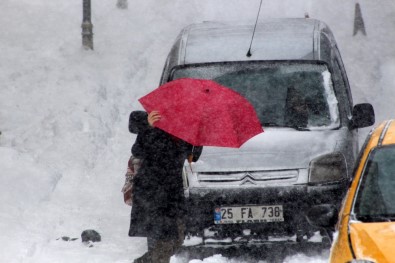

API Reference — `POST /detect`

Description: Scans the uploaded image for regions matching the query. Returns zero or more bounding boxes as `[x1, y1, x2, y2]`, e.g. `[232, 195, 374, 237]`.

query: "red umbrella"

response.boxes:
[138, 78, 264, 148]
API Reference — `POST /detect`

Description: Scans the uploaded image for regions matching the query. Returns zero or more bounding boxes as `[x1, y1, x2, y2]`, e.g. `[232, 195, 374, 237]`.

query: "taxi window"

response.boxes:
[354, 146, 395, 221]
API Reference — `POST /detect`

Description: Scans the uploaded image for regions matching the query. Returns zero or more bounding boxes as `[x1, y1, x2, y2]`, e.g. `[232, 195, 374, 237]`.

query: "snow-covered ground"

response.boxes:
[0, 0, 394, 262]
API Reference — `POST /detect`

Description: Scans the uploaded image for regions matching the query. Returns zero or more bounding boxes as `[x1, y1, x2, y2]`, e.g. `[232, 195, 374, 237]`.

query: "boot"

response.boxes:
[133, 251, 152, 263]
[150, 240, 174, 263]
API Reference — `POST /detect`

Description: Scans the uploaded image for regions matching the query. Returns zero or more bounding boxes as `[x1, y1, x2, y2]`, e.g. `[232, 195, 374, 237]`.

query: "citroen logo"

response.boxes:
[240, 173, 257, 185]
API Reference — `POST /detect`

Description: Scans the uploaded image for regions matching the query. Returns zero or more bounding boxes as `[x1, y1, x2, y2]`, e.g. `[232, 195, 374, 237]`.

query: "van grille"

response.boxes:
[196, 170, 298, 187]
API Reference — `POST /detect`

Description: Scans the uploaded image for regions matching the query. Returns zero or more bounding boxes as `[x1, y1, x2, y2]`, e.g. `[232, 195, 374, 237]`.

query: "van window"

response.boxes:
[171, 61, 340, 130]
[320, 33, 331, 62]
[332, 59, 352, 118]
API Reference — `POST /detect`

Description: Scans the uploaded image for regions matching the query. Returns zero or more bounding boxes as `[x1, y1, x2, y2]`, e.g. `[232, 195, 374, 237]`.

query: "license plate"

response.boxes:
[214, 205, 284, 224]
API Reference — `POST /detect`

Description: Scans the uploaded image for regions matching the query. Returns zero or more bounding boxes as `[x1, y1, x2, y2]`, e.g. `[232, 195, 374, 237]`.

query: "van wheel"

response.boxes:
[296, 230, 305, 243]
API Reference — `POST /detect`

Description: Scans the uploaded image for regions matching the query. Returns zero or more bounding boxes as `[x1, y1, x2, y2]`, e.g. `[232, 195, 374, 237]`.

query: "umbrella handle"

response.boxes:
[189, 162, 193, 174]
[188, 153, 194, 174]
[187, 154, 193, 164]
[187, 146, 195, 173]
[188, 146, 195, 163]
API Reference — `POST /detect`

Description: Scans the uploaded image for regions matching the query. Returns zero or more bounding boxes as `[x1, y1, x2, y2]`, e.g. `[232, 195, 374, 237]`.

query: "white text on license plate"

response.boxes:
[214, 205, 284, 224]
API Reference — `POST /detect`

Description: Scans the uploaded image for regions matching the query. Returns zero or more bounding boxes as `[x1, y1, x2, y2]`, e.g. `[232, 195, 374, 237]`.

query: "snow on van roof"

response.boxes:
[180, 18, 330, 63]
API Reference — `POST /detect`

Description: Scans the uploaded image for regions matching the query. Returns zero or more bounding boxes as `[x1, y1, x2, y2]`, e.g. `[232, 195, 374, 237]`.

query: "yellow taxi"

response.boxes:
[307, 119, 395, 263]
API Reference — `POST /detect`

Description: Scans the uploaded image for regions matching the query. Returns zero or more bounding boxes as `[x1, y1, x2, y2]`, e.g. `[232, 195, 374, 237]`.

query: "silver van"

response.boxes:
[160, 18, 374, 243]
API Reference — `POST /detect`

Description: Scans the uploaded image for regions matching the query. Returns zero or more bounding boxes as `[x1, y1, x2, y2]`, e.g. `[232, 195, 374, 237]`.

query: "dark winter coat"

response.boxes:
[128, 111, 202, 240]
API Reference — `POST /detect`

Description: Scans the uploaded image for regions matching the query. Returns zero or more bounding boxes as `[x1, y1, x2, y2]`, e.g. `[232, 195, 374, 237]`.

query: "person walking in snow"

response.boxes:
[127, 110, 202, 263]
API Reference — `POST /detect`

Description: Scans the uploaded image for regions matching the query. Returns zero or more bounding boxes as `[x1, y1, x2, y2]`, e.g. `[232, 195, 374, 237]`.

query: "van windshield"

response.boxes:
[171, 61, 339, 130]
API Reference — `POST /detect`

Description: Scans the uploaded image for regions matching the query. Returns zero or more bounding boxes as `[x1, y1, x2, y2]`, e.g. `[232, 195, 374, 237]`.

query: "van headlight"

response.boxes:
[309, 152, 347, 184]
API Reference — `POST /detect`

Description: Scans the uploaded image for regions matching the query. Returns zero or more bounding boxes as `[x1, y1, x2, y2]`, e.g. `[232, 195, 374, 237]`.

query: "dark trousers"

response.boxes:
[134, 219, 185, 263]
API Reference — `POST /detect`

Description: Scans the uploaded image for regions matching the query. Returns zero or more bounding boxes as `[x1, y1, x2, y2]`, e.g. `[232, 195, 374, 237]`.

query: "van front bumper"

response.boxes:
[185, 181, 347, 239]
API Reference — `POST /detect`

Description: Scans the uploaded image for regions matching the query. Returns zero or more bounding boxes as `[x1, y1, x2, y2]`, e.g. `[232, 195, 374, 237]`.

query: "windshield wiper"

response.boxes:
[356, 214, 395, 222]
[283, 124, 310, 131]
[262, 122, 280, 127]
[263, 122, 310, 131]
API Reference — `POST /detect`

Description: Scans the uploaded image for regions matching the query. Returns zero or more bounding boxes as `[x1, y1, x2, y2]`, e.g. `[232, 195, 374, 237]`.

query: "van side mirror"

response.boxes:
[306, 204, 338, 228]
[351, 103, 375, 128]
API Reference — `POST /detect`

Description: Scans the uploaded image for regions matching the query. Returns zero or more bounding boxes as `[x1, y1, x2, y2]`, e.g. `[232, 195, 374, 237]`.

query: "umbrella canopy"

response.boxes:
[138, 78, 264, 148]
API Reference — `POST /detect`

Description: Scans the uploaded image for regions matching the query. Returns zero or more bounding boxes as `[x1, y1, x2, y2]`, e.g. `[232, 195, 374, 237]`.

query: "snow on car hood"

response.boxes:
[350, 222, 395, 261]
[192, 128, 342, 172]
